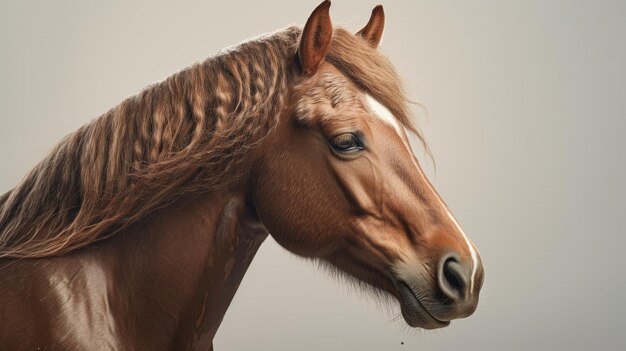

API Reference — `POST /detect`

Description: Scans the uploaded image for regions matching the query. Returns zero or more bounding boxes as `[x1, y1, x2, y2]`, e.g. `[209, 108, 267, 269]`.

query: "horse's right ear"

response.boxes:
[357, 5, 385, 48]
[298, 0, 333, 76]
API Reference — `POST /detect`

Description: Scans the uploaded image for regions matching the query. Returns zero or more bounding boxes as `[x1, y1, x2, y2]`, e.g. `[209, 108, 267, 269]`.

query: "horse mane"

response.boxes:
[0, 27, 421, 259]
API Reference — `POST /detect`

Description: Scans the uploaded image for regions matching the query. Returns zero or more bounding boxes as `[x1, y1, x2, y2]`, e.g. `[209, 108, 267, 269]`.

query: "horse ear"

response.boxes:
[356, 5, 385, 48]
[298, 0, 333, 76]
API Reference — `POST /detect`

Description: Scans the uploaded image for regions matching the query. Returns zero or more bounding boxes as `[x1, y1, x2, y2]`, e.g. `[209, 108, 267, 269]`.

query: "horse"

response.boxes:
[0, 2, 483, 350]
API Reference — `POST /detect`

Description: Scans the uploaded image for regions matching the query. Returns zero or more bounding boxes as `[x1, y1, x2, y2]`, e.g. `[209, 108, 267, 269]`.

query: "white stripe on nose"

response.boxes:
[364, 93, 479, 292]
[445, 211, 479, 292]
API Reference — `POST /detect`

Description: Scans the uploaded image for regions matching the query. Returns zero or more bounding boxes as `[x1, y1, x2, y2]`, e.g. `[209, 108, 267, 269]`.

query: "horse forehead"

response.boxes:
[295, 71, 406, 137]
[295, 73, 366, 122]
[310, 67, 405, 133]
[311, 72, 359, 103]
[364, 94, 404, 136]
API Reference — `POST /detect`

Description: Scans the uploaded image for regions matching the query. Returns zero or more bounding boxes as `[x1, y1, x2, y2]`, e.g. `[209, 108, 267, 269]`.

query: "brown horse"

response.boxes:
[0, 2, 483, 350]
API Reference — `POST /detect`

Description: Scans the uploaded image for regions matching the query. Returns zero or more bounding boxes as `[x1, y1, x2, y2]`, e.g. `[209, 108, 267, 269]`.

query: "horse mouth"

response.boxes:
[395, 281, 450, 329]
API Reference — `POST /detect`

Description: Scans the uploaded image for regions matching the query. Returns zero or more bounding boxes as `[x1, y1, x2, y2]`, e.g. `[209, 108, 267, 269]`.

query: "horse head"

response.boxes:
[253, 1, 484, 329]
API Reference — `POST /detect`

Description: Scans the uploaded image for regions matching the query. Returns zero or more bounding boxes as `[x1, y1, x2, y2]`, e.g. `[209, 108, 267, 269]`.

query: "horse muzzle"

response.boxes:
[393, 251, 484, 329]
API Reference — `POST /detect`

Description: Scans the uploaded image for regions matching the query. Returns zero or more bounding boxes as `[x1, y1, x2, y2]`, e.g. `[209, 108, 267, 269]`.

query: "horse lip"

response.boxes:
[395, 280, 450, 329]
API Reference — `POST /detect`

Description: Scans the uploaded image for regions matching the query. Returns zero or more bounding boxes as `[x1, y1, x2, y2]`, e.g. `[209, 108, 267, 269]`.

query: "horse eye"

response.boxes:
[330, 133, 364, 153]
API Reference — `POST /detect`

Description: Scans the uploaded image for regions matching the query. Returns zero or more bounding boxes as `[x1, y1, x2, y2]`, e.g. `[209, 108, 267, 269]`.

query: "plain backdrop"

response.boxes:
[1, 1, 625, 350]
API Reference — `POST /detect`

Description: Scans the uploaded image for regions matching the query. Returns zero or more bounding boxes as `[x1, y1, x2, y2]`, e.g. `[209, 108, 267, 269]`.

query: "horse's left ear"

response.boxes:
[356, 5, 385, 48]
[298, 0, 333, 76]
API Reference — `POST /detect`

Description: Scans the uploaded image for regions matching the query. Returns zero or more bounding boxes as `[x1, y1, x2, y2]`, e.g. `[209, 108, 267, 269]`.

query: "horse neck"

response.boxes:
[96, 188, 268, 348]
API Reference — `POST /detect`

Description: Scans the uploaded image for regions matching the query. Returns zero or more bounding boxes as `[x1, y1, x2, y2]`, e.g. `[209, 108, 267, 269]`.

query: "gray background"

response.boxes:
[1, 1, 625, 350]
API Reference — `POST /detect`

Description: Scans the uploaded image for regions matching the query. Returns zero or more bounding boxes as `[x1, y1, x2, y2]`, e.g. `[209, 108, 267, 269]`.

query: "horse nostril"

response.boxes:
[438, 255, 469, 302]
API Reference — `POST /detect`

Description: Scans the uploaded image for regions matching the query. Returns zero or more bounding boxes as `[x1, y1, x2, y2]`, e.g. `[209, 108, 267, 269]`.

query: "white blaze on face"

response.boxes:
[365, 94, 404, 136]
[364, 93, 480, 292]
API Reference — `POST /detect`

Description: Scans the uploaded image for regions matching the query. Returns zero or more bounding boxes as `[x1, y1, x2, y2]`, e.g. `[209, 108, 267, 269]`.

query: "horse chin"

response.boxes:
[395, 280, 450, 329]
[319, 256, 449, 330]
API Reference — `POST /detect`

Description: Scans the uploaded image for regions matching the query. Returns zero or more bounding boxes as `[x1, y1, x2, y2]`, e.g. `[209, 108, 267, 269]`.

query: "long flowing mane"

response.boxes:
[0, 27, 422, 259]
